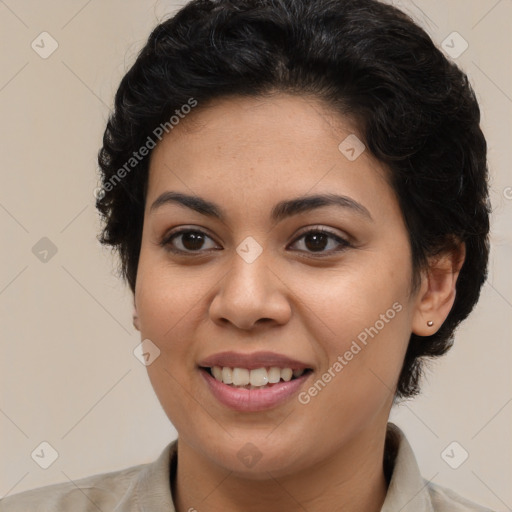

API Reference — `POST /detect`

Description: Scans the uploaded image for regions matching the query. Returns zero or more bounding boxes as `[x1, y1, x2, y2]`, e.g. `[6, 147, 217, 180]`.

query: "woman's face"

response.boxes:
[134, 93, 422, 477]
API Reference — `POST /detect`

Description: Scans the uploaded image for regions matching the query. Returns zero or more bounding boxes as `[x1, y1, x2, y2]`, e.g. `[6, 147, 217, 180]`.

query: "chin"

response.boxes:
[199, 439, 309, 480]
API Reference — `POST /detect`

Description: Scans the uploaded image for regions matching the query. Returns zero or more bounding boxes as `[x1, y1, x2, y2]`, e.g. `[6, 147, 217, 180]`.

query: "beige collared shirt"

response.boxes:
[0, 423, 494, 511]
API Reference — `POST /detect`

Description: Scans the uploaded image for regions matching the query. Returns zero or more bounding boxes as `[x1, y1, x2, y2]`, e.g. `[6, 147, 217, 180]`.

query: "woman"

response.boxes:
[0, 0, 494, 510]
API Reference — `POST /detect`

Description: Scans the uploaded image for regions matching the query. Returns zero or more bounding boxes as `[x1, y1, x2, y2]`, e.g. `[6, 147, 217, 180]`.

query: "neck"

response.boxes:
[172, 424, 390, 512]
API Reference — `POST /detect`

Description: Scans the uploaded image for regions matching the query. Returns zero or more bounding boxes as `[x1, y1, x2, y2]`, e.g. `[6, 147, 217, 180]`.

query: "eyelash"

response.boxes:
[159, 227, 351, 257]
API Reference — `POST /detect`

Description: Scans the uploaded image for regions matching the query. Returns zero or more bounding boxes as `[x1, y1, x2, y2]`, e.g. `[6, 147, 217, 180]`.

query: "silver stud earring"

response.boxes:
[427, 320, 434, 327]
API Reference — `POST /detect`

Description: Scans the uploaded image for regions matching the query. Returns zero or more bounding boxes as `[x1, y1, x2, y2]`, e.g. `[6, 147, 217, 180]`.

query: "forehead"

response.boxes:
[146, 93, 397, 224]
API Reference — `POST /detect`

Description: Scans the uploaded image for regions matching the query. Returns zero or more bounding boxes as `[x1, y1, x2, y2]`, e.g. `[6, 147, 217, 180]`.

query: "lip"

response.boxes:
[197, 351, 313, 371]
[200, 367, 312, 412]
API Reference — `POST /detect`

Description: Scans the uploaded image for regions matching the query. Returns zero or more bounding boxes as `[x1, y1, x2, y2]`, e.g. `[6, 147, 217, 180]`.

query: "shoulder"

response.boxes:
[0, 440, 178, 512]
[427, 481, 496, 512]
[383, 423, 496, 512]
[0, 462, 146, 512]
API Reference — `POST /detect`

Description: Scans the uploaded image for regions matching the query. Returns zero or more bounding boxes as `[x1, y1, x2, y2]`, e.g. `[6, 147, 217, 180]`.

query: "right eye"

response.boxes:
[160, 228, 220, 254]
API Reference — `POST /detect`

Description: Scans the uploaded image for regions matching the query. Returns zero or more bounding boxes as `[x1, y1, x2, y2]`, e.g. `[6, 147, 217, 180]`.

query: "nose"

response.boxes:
[208, 250, 292, 331]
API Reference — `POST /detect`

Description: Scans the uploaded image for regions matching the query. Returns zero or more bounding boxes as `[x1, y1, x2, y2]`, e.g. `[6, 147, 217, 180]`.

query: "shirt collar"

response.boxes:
[130, 422, 433, 512]
[380, 422, 434, 512]
[117, 441, 177, 512]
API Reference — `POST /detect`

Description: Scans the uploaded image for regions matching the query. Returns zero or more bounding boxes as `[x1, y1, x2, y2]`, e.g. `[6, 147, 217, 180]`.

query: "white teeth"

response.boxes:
[209, 366, 308, 387]
[211, 366, 223, 381]
[232, 368, 250, 386]
[281, 368, 293, 382]
[221, 366, 233, 384]
[250, 368, 269, 387]
[268, 367, 281, 383]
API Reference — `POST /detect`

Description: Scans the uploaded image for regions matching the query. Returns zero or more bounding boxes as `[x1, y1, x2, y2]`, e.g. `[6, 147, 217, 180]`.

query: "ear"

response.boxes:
[412, 241, 466, 336]
[132, 303, 140, 331]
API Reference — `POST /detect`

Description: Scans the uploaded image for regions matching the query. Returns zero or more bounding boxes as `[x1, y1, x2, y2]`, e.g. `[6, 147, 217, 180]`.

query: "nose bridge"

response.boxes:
[226, 238, 272, 303]
[209, 239, 291, 329]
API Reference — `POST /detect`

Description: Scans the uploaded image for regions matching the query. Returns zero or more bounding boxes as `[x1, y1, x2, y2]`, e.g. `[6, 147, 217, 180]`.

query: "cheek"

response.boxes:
[135, 249, 209, 341]
[295, 286, 410, 429]
[291, 253, 411, 340]
[289, 252, 412, 400]
[133, 253, 206, 401]
[134, 255, 208, 430]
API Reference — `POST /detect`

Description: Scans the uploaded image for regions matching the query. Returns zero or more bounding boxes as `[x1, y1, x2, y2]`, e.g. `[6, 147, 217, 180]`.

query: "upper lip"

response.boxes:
[198, 351, 313, 370]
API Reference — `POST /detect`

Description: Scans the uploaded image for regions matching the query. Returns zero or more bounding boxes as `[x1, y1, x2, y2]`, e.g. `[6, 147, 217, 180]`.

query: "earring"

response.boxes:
[427, 320, 434, 327]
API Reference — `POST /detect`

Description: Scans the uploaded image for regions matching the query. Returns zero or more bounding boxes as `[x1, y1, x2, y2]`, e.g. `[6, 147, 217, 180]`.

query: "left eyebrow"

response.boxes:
[149, 191, 373, 223]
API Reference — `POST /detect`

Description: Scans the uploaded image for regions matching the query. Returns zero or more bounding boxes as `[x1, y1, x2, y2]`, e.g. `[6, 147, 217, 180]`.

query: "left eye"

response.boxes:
[290, 228, 350, 255]
[161, 228, 350, 255]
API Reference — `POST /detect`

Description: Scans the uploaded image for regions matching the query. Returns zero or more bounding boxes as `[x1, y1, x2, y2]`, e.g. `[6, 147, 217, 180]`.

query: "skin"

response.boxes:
[133, 93, 464, 512]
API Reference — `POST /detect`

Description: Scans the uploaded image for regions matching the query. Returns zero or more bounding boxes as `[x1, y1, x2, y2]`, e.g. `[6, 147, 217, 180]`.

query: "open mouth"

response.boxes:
[200, 366, 313, 390]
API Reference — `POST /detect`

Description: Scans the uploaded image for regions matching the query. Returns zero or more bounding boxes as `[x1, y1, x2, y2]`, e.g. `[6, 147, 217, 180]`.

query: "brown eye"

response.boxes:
[160, 226, 350, 257]
[161, 229, 219, 254]
[303, 232, 329, 252]
[180, 231, 206, 250]
[289, 228, 350, 256]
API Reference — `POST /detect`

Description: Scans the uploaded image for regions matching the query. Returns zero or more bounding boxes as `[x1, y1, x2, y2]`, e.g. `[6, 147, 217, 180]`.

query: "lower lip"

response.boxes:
[200, 368, 311, 412]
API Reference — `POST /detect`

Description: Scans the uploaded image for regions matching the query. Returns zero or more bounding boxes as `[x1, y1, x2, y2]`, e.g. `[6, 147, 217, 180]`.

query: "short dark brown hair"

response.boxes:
[96, 0, 491, 398]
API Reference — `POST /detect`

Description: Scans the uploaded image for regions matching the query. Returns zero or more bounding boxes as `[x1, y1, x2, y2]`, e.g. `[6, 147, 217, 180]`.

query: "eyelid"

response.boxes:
[292, 225, 350, 243]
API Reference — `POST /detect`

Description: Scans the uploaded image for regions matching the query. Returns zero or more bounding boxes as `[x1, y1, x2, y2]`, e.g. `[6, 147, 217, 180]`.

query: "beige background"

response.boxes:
[1, 0, 511, 509]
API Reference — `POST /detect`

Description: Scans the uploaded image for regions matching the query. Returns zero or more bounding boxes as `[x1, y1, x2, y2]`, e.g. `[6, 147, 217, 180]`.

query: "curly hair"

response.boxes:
[96, 0, 490, 398]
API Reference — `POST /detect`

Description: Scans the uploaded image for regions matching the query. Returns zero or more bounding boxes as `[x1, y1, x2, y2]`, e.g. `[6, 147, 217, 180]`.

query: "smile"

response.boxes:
[199, 366, 313, 412]
[206, 365, 310, 389]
